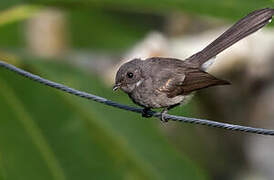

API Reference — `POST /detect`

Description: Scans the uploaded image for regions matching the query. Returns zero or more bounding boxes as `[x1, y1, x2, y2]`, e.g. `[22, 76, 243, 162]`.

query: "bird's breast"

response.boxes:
[129, 86, 187, 108]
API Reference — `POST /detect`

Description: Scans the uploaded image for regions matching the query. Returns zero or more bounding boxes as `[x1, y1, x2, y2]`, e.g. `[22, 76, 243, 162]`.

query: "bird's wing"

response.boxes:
[146, 58, 186, 94]
[158, 68, 230, 98]
[145, 57, 230, 98]
[156, 70, 186, 95]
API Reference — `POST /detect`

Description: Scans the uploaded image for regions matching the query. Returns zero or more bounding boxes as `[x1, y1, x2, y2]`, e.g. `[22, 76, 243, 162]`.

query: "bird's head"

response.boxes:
[113, 59, 143, 94]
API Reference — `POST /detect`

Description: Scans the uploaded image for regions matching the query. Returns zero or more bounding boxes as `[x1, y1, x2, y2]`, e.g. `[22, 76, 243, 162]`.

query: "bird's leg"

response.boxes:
[161, 108, 169, 123]
[161, 103, 180, 122]
[142, 107, 152, 118]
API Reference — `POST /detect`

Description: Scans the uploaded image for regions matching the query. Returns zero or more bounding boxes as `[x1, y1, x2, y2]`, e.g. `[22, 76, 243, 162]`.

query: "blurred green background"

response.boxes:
[0, 1, 273, 180]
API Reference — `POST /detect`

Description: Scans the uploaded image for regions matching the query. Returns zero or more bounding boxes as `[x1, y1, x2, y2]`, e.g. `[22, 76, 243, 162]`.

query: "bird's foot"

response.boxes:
[142, 108, 152, 118]
[160, 108, 169, 123]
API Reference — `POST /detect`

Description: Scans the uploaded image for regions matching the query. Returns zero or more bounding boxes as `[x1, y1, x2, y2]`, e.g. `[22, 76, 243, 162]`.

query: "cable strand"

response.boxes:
[1, 60, 274, 136]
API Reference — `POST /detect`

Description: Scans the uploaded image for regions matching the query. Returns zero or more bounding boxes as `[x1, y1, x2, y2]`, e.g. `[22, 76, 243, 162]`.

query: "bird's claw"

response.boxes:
[142, 108, 152, 118]
[160, 108, 169, 123]
[160, 114, 168, 123]
[141, 108, 169, 123]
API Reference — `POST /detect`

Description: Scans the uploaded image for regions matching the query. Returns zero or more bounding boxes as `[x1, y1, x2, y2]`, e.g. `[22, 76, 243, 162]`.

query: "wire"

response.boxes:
[1, 60, 274, 136]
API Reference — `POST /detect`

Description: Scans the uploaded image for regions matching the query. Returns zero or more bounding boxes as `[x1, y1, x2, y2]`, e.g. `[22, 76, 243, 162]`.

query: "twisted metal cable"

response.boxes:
[1, 60, 274, 136]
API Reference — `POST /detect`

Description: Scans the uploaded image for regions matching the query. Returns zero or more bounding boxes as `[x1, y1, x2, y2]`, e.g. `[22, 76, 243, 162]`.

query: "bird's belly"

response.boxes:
[156, 94, 185, 108]
[129, 90, 189, 108]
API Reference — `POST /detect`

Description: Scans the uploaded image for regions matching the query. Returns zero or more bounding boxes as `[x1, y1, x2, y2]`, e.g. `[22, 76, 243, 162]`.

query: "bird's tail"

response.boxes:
[185, 8, 274, 67]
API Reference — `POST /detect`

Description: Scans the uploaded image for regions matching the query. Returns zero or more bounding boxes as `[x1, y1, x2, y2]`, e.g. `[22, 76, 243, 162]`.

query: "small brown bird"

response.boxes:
[113, 8, 274, 121]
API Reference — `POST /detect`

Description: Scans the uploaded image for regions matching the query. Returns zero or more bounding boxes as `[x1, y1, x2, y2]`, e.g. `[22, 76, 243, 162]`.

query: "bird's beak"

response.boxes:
[112, 83, 121, 91]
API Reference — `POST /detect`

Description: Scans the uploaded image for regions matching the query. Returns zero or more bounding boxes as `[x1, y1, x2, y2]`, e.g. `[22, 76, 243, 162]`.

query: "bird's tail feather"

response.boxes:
[185, 8, 274, 67]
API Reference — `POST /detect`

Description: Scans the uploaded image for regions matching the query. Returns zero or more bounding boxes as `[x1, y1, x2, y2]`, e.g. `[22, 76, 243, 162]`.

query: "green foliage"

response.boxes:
[68, 9, 162, 50]
[26, 0, 273, 19]
[0, 60, 207, 180]
[0, 5, 40, 48]
[0, 1, 272, 50]
[0, 22, 24, 48]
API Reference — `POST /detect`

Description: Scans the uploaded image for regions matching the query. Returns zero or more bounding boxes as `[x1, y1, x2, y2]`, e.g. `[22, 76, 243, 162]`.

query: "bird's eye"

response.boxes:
[127, 72, 134, 78]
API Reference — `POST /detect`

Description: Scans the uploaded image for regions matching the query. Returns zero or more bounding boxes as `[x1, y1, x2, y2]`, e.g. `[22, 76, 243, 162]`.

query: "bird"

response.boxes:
[113, 8, 274, 122]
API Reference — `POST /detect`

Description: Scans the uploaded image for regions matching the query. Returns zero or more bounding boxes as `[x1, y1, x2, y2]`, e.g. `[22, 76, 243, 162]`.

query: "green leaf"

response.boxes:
[0, 2, 272, 50]
[67, 9, 162, 50]
[0, 59, 207, 180]
[0, 5, 41, 27]
[0, 5, 41, 48]
[0, 78, 65, 180]
[25, 0, 273, 20]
